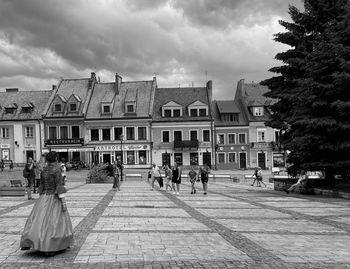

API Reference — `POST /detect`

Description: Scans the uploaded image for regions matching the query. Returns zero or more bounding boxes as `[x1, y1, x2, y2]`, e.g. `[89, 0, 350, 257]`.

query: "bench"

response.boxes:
[10, 180, 23, 187]
[125, 173, 142, 180]
[0, 180, 25, 196]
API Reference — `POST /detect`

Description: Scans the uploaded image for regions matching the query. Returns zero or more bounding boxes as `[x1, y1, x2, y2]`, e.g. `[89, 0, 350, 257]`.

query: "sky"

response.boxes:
[0, 0, 303, 99]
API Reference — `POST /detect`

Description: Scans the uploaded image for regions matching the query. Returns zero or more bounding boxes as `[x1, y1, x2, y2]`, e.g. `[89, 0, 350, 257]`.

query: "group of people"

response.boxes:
[107, 157, 124, 191]
[20, 151, 73, 255]
[150, 162, 211, 195]
[0, 159, 14, 171]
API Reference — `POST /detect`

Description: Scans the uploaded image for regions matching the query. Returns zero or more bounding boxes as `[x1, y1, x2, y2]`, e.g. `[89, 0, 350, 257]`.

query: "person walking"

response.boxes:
[117, 156, 124, 181]
[199, 164, 210, 195]
[171, 162, 182, 195]
[9, 160, 14, 171]
[251, 168, 261, 187]
[60, 162, 67, 185]
[20, 151, 73, 255]
[285, 171, 308, 194]
[23, 157, 35, 200]
[112, 160, 121, 191]
[164, 164, 173, 192]
[151, 163, 162, 190]
[188, 166, 198, 194]
[33, 160, 40, 193]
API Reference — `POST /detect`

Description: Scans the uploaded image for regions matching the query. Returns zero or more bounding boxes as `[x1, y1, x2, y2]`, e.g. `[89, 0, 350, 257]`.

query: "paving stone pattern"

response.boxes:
[0, 178, 349, 268]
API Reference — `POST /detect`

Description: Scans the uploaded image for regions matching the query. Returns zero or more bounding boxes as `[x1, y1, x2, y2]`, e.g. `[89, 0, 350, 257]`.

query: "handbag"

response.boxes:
[23, 167, 30, 178]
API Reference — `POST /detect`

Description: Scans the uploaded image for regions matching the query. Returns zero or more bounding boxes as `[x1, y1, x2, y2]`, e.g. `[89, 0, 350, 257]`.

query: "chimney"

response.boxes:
[115, 73, 122, 93]
[5, 88, 19, 92]
[206, 80, 212, 103]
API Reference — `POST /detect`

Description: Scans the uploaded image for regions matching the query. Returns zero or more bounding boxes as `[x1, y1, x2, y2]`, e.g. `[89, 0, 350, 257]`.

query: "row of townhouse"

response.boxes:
[0, 73, 284, 170]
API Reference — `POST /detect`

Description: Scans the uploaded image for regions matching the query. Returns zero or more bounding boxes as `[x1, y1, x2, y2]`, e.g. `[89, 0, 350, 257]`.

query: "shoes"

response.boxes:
[28, 197, 35, 200]
[251, 184, 254, 186]
[284, 189, 289, 194]
[150, 188, 154, 191]
[20, 247, 30, 250]
[190, 191, 193, 194]
[194, 189, 196, 194]
[204, 192, 207, 195]
[176, 192, 179, 195]
[172, 191, 176, 194]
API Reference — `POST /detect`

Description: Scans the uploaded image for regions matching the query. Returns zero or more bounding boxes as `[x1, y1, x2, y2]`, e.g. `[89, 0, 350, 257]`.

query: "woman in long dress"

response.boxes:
[20, 151, 73, 254]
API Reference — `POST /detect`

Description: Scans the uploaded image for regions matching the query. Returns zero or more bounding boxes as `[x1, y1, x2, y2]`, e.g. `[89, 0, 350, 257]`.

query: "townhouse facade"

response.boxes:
[84, 74, 156, 168]
[212, 100, 250, 170]
[152, 82, 214, 168]
[0, 88, 52, 164]
[42, 73, 96, 163]
[234, 79, 282, 169]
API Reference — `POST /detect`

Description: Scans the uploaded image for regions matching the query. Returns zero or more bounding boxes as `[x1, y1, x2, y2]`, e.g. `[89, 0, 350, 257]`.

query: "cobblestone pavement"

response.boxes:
[0, 178, 350, 268]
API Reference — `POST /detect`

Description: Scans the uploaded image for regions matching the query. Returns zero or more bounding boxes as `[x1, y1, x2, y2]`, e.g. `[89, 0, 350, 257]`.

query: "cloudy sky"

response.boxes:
[0, 0, 303, 99]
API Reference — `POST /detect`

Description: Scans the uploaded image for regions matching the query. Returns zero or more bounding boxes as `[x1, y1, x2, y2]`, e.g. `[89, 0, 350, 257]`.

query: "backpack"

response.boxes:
[23, 167, 30, 178]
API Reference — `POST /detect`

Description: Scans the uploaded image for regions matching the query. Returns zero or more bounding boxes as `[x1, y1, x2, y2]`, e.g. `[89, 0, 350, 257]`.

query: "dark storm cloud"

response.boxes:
[0, 0, 302, 98]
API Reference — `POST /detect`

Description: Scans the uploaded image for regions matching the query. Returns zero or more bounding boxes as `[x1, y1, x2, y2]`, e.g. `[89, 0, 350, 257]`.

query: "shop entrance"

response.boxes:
[162, 153, 171, 167]
[103, 154, 111, 164]
[202, 152, 211, 168]
[258, 152, 266, 169]
[58, 152, 68, 162]
[26, 150, 34, 161]
[239, 152, 247, 169]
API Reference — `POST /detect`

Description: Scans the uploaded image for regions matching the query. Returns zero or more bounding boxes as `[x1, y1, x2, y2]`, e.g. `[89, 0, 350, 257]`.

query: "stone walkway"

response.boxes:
[0, 178, 350, 268]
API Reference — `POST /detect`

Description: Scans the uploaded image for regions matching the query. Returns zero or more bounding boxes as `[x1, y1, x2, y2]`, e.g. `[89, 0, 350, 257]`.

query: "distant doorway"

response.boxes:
[26, 150, 34, 161]
[239, 152, 247, 169]
[258, 152, 266, 169]
[202, 152, 211, 168]
[103, 154, 111, 164]
[162, 153, 171, 167]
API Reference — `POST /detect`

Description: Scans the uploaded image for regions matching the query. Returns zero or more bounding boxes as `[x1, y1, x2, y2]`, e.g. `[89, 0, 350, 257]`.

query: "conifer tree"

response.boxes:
[262, 0, 350, 184]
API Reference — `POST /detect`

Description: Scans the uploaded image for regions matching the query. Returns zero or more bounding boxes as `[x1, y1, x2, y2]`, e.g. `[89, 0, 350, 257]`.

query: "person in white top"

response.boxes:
[61, 163, 67, 185]
[151, 163, 162, 190]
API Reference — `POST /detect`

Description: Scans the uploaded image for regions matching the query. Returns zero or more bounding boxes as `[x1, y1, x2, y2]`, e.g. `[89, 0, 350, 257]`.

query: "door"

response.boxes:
[26, 150, 34, 161]
[239, 152, 247, 169]
[162, 153, 171, 167]
[103, 154, 111, 164]
[202, 152, 211, 168]
[258, 152, 266, 169]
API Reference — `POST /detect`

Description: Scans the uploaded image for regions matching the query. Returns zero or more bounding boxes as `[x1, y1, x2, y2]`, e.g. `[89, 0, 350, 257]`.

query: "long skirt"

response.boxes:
[20, 194, 73, 252]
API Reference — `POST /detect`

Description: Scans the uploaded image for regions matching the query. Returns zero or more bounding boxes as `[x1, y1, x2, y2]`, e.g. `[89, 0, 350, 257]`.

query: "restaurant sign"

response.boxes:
[95, 144, 150, 151]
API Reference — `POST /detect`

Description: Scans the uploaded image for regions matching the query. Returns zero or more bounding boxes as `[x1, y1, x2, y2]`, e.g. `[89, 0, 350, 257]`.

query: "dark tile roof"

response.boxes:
[86, 80, 154, 119]
[45, 78, 92, 117]
[235, 80, 275, 122]
[0, 90, 53, 120]
[212, 100, 248, 127]
[153, 87, 211, 122]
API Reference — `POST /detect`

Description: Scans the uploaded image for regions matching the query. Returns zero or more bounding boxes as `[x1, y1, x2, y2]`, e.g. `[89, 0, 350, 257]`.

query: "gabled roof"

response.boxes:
[163, 101, 182, 107]
[212, 100, 248, 127]
[45, 78, 93, 117]
[22, 102, 34, 108]
[68, 94, 82, 103]
[0, 90, 53, 120]
[188, 100, 207, 107]
[216, 100, 240, 113]
[153, 86, 211, 122]
[5, 103, 18, 109]
[86, 80, 155, 119]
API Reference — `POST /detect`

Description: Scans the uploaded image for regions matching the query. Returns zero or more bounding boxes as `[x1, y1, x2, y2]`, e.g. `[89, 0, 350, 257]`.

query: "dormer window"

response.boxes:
[70, 103, 77, 112]
[21, 103, 34, 113]
[54, 104, 62, 112]
[188, 101, 208, 117]
[164, 109, 171, 117]
[162, 101, 183, 117]
[5, 103, 17, 114]
[173, 109, 181, 117]
[102, 104, 111, 114]
[253, 107, 264, 116]
[127, 104, 134, 113]
[222, 113, 239, 122]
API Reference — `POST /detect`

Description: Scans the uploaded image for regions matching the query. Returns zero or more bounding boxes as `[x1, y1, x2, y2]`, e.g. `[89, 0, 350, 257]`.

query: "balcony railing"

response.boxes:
[45, 138, 84, 146]
[174, 140, 199, 149]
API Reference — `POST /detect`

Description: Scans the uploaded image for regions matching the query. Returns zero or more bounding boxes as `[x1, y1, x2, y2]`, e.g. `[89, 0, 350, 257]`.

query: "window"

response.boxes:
[228, 134, 236, 144]
[228, 153, 236, 163]
[199, 109, 207, 116]
[103, 105, 111, 113]
[173, 109, 181, 117]
[174, 131, 182, 142]
[54, 104, 62, 112]
[127, 104, 134, 113]
[190, 130, 197, 141]
[60, 126, 68, 139]
[126, 127, 135, 140]
[203, 130, 210, 142]
[70, 103, 77, 111]
[138, 127, 147, 140]
[238, 133, 246, 144]
[25, 127, 34, 138]
[174, 153, 183, 165]
[164, 109, 171, 117]
[222, 113, 239, 122]
[190, 109, 198, 117]
[114, 127, 123, 140]
[253, 107, 264, 116]
[190, 153, 198, 165]
[127, 151, 135, 164]
[91, 129, 99, 141]
[71, 126, 80, 139]
[1, 128, 9, 138]
[102, 129, 111, 141]
[162, 131, 170, 143]
[258, 130, 266, 142]
[5, 108, 15, 114]
[48, 127, 57, 139]
[218, 153, 225, 164]
[275, 130, 280, 144]
[218, 134, 225, 145]
[139, 151, 147, 164]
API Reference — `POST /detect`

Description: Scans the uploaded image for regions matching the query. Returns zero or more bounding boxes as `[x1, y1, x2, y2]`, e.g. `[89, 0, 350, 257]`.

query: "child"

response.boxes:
[164, 165, 173, 192]
[188, 166, 197, 194]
